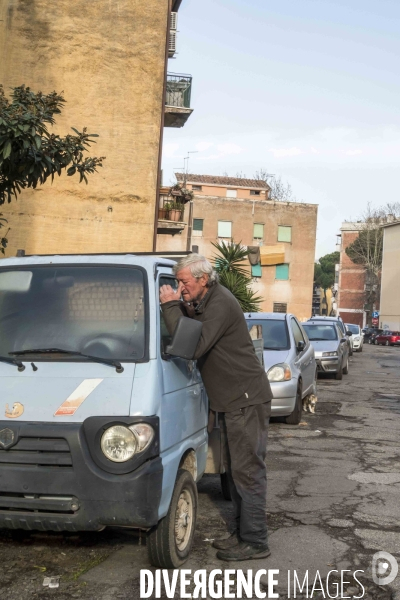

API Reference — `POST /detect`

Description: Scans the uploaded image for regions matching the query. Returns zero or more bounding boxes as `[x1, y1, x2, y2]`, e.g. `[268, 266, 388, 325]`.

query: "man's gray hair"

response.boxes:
[173, 254, 219, 287]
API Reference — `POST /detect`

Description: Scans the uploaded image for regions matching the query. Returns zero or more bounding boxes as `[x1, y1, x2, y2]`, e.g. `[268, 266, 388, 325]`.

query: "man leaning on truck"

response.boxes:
[159, 254, 273, 562]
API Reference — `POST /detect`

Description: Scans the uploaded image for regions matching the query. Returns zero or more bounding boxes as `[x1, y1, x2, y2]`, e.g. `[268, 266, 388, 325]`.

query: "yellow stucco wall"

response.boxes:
[0, 0, 169, 255]
[380, 223, 400, 330]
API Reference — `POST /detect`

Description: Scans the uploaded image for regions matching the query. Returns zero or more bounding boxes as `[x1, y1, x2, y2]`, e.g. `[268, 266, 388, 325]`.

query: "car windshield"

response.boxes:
[303, 324, 338, 341]
[346, 324, 360, 334]
[247, 319, 289, 350]
[0, 266, 146, 361]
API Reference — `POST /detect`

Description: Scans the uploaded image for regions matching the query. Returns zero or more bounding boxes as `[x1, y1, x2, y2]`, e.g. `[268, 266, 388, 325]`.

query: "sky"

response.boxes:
[162, 0, 400, 258]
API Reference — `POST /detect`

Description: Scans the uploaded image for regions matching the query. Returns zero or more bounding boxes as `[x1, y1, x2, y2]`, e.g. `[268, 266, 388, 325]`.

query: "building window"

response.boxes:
[273, 302, 287, 313]
[226, 189, 237, 198]
[218, 221, 232, 238]
[193, 218, 203, 237]
[250, 190, 261, 196]
[276, 263, 289, 280]
[253, 223, 264, 239]
[278, 225, 292, 243]
[192, 185, 202, 191]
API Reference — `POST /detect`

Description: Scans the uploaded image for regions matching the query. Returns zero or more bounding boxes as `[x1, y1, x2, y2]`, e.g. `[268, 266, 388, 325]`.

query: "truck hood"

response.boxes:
[0, 362, 136, 423]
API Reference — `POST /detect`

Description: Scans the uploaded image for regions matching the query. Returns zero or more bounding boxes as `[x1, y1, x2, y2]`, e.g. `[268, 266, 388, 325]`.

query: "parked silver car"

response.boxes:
[302, 320, 350, 380]
[308, 315, 353, 356]
[246, 313, 316, 424]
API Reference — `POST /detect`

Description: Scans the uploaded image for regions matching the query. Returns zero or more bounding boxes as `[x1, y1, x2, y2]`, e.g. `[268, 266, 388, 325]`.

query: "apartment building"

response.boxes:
[157, 174, 318, 321]
[379, 220, 400, 330]
[0, 0, 192, 255]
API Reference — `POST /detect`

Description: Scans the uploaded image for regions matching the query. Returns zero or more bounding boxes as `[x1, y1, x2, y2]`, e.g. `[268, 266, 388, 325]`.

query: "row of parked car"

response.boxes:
[362, 327, 400, 346]
[245, 313, 357, 426]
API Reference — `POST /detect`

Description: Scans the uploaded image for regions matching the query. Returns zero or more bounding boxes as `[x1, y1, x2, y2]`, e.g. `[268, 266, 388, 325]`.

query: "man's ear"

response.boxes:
[201, 274, 209, 288]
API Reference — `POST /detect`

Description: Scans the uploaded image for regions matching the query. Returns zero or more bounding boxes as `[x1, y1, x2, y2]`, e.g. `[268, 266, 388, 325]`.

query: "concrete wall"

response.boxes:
[380, 223, 400, 330]
[157, 195, 318, 322]
[0, 0, 169, 255]
[187, 183, 268, 200]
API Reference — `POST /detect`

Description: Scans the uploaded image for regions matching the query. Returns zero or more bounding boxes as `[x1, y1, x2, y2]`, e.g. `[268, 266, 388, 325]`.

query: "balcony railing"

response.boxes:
[165, 73, 192, 108]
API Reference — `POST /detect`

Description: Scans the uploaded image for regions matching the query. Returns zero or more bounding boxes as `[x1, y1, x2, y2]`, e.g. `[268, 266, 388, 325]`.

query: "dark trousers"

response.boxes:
[220, 402, 271, 546]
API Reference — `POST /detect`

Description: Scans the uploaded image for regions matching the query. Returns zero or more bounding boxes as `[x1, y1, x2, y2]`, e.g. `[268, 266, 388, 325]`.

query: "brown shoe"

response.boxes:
[212, 531, 240, 550]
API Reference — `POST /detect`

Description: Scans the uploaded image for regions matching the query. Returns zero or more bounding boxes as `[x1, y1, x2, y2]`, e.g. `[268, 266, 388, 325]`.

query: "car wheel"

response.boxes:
[349, 346, 353, 356]
[285, 382, 303, 425]
[358, 346, 363, 353]
[343, 357, 349, 374]
[335, 361, 343, 380]
[147, 469, 197, 568]
[374, 339, 378, 345]
[385, 340, 390, 346]
[220, 472, 232, 501]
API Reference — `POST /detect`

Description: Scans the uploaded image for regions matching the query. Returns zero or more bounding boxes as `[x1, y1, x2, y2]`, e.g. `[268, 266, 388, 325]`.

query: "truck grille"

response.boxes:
[0, 437, 72, 468]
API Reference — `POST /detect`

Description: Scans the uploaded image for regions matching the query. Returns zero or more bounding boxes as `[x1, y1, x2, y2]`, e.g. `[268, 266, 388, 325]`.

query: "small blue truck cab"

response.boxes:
[0, 253, 212, 568]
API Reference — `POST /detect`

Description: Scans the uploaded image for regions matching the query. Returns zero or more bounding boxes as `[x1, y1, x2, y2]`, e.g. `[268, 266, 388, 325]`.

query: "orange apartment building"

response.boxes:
[156, 174, 318, 321]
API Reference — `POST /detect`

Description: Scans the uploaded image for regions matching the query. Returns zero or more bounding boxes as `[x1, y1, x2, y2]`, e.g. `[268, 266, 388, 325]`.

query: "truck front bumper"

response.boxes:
[0, 420, 163, 532]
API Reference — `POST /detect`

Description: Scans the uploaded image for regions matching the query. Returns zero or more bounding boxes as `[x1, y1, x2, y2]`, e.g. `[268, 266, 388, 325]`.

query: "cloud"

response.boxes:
[196, 141, 214, 152]
[269, 147, 303, 158]
[163, 143, 180, 158]
[345, 149, 363, 156]
[216, 143, 243, 155]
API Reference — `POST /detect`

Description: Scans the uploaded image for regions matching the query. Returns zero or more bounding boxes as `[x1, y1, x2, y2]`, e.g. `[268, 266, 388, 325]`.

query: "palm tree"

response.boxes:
[212, 241, 263, 312]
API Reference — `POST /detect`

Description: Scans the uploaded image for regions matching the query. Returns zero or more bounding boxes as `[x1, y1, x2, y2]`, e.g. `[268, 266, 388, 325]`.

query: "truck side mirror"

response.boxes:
[165, 316, 203, 360]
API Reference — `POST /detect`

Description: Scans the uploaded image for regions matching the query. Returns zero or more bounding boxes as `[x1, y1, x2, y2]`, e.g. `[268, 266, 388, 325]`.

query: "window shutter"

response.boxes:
[193, 219, 203, 231]
[275, 264, 289, 280]
[253, 223, 264, 239]
[278, 226, 292, 242]
[218, 221, 232, 238]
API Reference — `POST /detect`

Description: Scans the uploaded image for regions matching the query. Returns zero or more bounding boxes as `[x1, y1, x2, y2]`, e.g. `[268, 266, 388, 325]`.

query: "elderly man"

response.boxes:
[159, 254, 272, 562]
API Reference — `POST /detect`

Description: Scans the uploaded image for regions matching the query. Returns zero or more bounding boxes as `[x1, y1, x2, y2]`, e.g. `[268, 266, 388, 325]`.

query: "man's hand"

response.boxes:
[160, 282, 184, 304]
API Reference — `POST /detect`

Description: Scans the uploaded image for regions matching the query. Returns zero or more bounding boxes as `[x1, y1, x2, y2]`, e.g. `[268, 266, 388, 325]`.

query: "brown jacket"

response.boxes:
[161, 283, 272, 412]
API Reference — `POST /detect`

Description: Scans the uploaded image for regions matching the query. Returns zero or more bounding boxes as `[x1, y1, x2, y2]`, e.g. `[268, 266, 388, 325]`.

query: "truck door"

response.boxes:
[157, 274, 207, 456]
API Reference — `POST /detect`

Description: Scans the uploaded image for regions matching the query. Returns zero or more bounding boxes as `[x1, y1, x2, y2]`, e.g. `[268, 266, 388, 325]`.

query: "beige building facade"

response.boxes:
[380, 221, 400, 330]
[157, 175, 318, 321]
[1, 0, 190, 255]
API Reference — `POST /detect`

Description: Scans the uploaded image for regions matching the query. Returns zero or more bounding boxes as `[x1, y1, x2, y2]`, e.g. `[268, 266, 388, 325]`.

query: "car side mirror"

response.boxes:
[165, 316, 203, 360]
[346, 330, 353, 336]
[297, 340, 305, 352]
[340, 338, 347, 343]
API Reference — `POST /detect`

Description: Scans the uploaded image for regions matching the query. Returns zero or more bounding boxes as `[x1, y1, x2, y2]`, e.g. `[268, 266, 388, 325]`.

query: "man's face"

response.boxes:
[176, 266, 208, 303]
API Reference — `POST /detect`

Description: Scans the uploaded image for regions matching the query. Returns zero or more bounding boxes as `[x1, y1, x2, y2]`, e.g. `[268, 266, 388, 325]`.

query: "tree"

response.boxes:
[253, 168, 295, 202]
[212, 241, 263, 312]
[314, 251, 340, 313]
[0, 85, 105, 206]
[345, 203, 400, 321]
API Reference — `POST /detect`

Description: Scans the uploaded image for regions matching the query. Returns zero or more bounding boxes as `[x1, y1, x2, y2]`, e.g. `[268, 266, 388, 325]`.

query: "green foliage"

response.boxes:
[0, 85, 105, 205]
[212, 241, 263, 312]
[314, 251, 340, 291]
[345, 229, 383, 270]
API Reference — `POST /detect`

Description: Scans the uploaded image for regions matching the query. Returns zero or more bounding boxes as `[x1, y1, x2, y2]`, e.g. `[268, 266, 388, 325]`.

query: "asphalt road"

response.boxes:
[1, 344, 399, 600]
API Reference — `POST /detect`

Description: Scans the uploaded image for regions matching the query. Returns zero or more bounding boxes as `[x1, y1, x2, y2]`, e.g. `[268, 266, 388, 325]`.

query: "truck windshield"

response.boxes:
[0, 266, 146, 361]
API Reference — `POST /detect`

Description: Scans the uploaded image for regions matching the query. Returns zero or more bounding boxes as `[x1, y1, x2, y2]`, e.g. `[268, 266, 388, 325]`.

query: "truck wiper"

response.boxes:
[9, 348, 124, 373]
[0, 355, 25, 372]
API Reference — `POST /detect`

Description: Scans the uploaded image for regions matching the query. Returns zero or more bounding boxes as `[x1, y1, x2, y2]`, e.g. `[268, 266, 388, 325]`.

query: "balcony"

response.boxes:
[164, 73, 193, 128]
[157, 188, 187, 234]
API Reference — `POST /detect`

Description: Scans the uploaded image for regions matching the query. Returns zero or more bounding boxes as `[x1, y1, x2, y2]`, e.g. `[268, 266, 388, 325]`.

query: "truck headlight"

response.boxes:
[101, 424, 154, 462]
[322, 351, 338, 357]
[267, 363, 291, 382]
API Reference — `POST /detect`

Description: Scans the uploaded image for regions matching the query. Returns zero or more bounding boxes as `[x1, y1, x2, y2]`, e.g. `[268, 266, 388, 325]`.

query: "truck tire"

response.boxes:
[147, 469, 197, 568]
[220, 472, 232, 501]
[285, 382, 303, 425]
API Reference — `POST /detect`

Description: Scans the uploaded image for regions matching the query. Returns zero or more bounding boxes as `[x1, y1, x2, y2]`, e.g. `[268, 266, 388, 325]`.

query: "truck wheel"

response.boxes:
[335, 362, 343, 380]
[147, 469, 197, 568]
[285, 383, 303, 425]
[220, 472, 232, 501]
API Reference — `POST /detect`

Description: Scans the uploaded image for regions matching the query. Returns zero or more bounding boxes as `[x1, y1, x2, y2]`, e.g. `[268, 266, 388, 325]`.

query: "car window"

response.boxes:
[159, 276, 178, 356]
[291, 318, 305, 347]
[246, 319, 289, 350]
[303, 324, 338, 341]
[346, 324, 360, 334]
